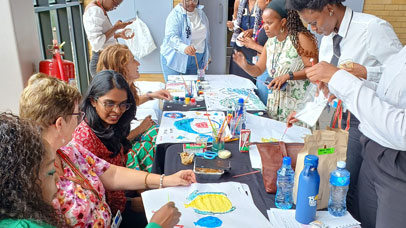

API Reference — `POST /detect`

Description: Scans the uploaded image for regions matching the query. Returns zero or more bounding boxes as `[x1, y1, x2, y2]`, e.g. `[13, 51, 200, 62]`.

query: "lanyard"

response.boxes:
[96, 0, 107, 16]
[57, 149, 102, 201]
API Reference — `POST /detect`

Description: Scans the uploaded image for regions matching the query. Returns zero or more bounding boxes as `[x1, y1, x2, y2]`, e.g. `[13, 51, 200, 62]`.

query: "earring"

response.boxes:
[280, 27, 285, 33]
[61, 138, 66, 146]
[329, 11, 333, 16]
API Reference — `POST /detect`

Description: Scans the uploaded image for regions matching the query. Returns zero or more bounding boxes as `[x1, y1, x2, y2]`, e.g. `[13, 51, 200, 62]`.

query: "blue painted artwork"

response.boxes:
[174, 118, 221, 143]
[194, 216, 223, 228]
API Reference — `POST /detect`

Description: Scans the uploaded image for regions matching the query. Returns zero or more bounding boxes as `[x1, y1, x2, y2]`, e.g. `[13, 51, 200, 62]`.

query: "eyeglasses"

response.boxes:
[185, 0, 198, 4]
[96, 99, 132, 112]
[71, 112, 85, 123]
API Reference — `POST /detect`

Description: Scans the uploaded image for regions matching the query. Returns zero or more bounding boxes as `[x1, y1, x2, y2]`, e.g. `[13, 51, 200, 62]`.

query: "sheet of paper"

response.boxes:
[142, 182, 272, 228]
[156, 111, 230, 144]
[267, 209, 361, 228]
[204, 88, 266, 111]
[166, 81, 198, 98]
[295, 93, 328, 127]
[167, 74, 257, 89]
[249, 145, 262, 170]
[245, 113, 311, 143]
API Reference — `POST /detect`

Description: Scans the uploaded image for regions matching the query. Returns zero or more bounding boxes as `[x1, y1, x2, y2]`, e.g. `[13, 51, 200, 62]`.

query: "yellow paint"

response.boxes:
[184, 193, 233, 214]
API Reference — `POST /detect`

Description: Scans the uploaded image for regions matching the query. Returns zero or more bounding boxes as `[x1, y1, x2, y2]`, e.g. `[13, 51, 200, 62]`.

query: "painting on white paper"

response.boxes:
[156, 111, 230, 144]
[204, 88, 266, 111]
[141, 182, 272, 228]
[246, 113, 311, 143]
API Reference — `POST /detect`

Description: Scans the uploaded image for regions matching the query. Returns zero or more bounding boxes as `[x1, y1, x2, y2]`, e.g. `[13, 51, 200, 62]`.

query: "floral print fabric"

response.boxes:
[265, 35, 310, 123]
[72, 121, 128, 215]
[53, 141, 111, 227]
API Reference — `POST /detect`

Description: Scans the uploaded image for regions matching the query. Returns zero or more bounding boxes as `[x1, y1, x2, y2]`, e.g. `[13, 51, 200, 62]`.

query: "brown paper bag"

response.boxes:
[292, 127, 348, 209]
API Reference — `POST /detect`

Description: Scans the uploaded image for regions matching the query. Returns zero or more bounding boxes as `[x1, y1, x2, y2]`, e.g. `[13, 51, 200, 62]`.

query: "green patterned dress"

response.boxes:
[127, 125, 159, 172]
[265, 35, 310, 122]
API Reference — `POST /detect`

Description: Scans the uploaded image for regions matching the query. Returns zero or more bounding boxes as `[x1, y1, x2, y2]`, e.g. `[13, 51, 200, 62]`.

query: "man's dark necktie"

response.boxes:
[330, 34, 343, 66]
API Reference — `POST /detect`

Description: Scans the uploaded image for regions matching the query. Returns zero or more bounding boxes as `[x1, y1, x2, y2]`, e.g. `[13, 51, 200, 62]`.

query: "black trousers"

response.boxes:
[341, 112, 363, 221]
[358, 135, 406, 228]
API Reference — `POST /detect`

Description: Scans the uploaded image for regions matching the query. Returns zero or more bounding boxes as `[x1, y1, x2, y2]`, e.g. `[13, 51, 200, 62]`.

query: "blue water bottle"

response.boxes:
[295, 155, 320, 224]
[328, 161, 350, 217]
[275, 157, 295, 209]
[236, 98, 246, 131]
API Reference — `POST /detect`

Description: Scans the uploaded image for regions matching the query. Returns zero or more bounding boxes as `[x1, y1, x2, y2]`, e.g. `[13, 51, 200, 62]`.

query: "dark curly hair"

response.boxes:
[0, 113, 63, 227]
[286, 0, 346, 11]
[286, 10, 318, 58]
[81, 70, 136, 158]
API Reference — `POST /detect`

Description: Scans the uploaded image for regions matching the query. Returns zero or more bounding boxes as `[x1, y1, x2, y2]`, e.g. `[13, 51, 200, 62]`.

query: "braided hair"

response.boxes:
[286, 10, 318, 58]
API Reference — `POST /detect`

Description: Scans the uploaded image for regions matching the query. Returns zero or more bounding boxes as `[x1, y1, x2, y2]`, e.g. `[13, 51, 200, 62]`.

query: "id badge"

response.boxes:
[111, 210, 122, 228]
[252, 56, 259, 64]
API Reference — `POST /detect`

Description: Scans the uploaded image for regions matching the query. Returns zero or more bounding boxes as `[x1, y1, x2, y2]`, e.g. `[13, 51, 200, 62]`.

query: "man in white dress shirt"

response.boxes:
[306, 46, 406, 228]
[287, 0, 402, 220]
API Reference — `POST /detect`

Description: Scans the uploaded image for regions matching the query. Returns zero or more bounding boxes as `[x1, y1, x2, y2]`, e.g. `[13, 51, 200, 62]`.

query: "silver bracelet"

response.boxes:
[159, 174, 165, 189]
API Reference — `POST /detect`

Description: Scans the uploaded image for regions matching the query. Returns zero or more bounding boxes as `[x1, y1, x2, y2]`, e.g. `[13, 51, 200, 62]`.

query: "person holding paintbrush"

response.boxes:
[160, 0, 211, 82]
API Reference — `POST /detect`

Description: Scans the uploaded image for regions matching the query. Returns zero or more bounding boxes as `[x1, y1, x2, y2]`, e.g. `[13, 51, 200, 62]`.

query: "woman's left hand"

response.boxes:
[267, 74, 289, 90]
[164, 170, 196, 187]
[150, 89, 172, 101]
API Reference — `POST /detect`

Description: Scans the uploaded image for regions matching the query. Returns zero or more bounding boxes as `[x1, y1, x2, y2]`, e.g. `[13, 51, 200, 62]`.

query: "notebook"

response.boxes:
[267, 208, 361, 228]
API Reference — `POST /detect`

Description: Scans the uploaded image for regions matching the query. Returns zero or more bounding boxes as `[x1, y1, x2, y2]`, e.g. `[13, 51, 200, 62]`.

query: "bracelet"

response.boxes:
[159, 174, 165, 189]
[146, 91, 153, 100]
[144, 173, 150, 189]
[288, 71, 294, 80]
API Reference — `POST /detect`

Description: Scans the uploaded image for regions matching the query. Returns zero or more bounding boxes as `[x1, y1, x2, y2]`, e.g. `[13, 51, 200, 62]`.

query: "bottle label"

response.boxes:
[308, 194, 318, 207]
[330, 175, 350, 186]
[318, 147, 335, 155]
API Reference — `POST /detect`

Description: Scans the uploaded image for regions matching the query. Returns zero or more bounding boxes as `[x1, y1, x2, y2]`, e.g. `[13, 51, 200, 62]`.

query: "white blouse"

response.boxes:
[83, 6, 117, 52]
[187, 9, 207, 54]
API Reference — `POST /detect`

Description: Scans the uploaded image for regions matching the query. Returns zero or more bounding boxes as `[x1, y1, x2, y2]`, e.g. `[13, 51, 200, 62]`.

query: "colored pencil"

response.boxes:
[232, 170, 260, 178]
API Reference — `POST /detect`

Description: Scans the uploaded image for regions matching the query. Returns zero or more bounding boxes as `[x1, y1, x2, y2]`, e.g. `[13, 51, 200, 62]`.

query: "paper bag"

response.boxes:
[293, 127, 348, 209]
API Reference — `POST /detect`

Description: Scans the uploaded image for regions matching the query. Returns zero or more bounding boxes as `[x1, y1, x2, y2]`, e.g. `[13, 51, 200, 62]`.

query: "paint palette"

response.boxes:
[194, 157, 231, 181]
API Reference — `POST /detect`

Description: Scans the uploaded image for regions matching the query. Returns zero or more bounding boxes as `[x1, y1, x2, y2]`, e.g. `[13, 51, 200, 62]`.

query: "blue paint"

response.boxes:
[164, 112, 185, 119]
[173, 118, 221, 143]
[194, 216, 223, 228]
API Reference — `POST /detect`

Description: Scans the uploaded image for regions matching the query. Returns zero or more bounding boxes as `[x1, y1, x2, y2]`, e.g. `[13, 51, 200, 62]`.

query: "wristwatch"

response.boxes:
[288, 71, 294, 80]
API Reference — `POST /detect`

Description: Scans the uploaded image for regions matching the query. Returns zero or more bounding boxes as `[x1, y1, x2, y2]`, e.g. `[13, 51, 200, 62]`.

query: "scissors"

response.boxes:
[195, 151, 218, 160]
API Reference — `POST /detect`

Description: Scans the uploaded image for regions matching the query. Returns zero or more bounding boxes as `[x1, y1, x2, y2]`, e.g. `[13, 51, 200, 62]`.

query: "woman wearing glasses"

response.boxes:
[97, 44, 171, 174]
[160, 0, 210, 81]
[83, 0, 134, 77]
[19, 73, 195, 228]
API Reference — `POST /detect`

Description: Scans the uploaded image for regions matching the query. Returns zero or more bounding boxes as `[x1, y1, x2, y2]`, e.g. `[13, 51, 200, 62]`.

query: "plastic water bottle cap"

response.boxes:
[337, 161, 346, 169]
[304, 155, 319, 167]
[238, 98, 244, 103]
[283, 157, 291, 165]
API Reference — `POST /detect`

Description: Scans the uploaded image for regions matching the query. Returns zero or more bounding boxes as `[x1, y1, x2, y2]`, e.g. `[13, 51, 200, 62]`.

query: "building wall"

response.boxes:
[0, 0, 42, 113]
[364, 0, 406, 45]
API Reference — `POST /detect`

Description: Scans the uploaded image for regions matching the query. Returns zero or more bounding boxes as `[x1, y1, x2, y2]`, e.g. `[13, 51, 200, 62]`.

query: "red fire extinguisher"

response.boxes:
[39, 28, 75, 83]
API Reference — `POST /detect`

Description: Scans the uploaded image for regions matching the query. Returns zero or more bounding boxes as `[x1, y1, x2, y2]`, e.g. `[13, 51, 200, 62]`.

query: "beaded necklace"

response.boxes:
[270, 37, 287, 76]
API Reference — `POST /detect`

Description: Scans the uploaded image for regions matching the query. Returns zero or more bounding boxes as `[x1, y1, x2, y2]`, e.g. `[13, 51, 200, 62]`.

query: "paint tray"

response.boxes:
[193, 157, 231, 180]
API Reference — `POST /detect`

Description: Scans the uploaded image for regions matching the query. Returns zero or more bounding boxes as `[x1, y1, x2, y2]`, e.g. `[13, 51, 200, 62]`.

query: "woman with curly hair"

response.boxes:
[96, 44, 171, 173]
[233, 0, 318, 123]
[0, 113, 62, 227]
[19, 73, 194, 228]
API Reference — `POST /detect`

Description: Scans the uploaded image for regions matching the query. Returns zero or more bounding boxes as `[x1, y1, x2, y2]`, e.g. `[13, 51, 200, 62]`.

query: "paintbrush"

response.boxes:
[206, 115, 217, 137]
[232, 170, 260, 178]
[280, 127, 288, 142]
[194, 54, 200, 71]
[180, 75, 191, 97]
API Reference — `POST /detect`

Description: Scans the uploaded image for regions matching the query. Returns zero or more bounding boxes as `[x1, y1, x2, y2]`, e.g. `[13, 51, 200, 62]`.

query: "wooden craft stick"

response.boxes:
[232, 170, 260, 178]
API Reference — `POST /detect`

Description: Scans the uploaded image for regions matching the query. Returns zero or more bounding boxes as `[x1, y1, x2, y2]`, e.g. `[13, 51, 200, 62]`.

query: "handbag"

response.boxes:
[125, 15, 157, 60]
[256, 141, 304, 193]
